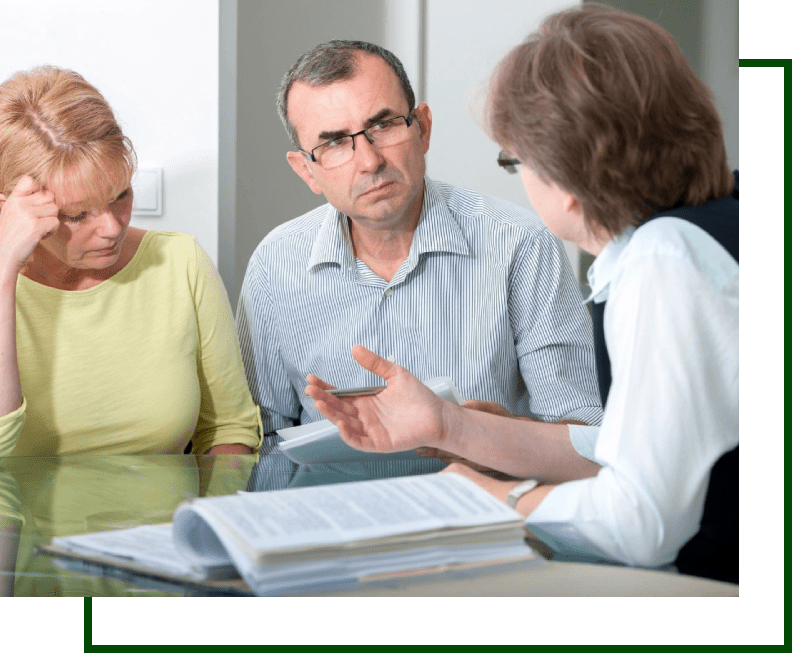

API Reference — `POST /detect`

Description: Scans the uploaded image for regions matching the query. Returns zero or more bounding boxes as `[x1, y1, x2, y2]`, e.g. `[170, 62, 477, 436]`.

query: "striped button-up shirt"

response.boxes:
[237, 177, 602, 435]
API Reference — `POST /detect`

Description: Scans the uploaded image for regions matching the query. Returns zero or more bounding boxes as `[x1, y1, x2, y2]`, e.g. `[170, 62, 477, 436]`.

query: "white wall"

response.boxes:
[424, 0, 582, 275]
[0, 0, 221, 262]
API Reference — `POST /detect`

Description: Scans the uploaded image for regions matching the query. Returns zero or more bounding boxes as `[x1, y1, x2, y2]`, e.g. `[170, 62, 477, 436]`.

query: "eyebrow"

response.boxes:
[316, 108, 396, 142]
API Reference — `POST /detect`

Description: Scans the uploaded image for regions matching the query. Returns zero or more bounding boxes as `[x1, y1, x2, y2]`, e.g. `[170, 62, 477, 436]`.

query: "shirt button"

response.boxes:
[384, 288, 394, 297]
[386, 355, 396, 363]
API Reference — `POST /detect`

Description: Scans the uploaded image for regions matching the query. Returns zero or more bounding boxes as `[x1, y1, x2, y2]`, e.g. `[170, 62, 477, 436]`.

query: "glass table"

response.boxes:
[0, 452, 738, 597]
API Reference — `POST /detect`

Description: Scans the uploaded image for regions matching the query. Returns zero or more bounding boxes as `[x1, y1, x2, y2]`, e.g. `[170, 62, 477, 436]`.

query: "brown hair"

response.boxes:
[487, 5, 733, 235]
[0, 66, 135, 206]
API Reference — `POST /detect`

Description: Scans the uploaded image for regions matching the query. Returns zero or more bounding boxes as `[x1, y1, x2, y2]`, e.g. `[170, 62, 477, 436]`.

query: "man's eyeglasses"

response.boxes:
[497, 150, 521, 174]
[300, 114, 415, 170]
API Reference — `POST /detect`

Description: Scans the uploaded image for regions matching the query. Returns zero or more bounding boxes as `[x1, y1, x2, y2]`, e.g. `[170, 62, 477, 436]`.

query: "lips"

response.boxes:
[93, 243, 119, 255]
[360, 181, 394, 197]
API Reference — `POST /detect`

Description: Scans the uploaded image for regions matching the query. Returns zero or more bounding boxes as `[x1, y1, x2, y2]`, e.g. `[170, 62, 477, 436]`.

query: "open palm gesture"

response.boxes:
[304, 345, 454, 454]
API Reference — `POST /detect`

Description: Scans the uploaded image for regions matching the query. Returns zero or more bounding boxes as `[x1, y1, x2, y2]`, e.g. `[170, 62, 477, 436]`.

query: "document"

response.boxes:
[43, 473, 538, 595]
[277, 377, 463, 464]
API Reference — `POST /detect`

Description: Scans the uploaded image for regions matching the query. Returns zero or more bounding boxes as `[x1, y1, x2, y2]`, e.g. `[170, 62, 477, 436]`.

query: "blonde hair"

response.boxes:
[0, 66, 135, 206]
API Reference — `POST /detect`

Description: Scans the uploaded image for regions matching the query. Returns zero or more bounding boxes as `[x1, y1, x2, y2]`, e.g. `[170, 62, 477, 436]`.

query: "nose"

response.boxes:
[95, 206, 127, 239]
[351, 132, 385, 172]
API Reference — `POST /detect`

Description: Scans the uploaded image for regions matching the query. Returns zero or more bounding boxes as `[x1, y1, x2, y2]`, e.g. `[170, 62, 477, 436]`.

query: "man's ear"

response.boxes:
[413, 102, 432, 154]
[286, 151, 324, 196]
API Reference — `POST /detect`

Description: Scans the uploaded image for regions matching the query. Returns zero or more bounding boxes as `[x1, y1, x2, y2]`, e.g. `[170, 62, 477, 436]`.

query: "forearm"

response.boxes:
[440, 403, 600, 482]
[0, 272, 22, 418]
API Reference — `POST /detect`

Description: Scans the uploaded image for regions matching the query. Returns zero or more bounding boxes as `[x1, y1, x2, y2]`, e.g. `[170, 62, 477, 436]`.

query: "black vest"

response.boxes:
[591, 172, 738, 583]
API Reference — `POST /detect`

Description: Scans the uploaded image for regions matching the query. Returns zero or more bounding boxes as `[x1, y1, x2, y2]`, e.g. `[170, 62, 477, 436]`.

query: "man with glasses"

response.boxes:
[237, 40, 602, 461]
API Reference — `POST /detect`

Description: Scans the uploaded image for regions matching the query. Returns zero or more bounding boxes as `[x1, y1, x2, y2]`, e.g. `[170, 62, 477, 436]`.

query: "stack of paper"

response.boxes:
[46, 472, 538, 595]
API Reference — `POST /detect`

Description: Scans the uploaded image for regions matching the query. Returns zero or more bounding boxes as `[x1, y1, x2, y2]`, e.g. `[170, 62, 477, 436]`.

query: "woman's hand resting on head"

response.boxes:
[0, 176, 60, 278]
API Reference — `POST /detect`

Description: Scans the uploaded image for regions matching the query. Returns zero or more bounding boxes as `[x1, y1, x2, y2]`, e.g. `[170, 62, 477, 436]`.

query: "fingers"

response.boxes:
[335, 418, 371, 452]
[305, 374, 336, 391]
[1, 176, 57, 217]
[10, 176, 42, 197]
[9, 176, 56, 206]
[304, 378, 351, 413]
[350, 345, 399, 381]
[311, 398, 372, 452]
[313, 394, 358, 420]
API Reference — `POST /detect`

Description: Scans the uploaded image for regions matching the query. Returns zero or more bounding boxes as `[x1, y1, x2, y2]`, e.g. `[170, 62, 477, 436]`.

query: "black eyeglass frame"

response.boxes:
[299, 113, 416, 165]
[497, 150, 521, 174]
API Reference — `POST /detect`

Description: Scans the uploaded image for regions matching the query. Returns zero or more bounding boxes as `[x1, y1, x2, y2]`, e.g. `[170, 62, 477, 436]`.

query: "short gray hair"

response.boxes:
[277, 40, 416, 148]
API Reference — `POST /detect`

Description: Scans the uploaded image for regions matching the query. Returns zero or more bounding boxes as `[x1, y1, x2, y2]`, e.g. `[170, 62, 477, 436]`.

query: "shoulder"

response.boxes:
[432, 179, 547, 238]
[130, 231, 222, 283]
[428, 180, 563, 268]
[261, 204, 330, 246]
[249, 203, 331, 262]
[134, 230, 204, 262]
[624, 218, 738, 289]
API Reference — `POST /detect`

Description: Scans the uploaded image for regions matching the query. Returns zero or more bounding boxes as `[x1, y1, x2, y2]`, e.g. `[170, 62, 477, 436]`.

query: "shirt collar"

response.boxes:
[409, 177, 470, 258]
[307, 177, 470, 273]
[585, 226, 635, 304]
[307, 205, 355, 272]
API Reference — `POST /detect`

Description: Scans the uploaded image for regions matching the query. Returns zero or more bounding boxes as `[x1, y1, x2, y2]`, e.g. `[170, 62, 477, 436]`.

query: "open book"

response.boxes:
[41, 473, 539, 596]
[277, 377, 464, 464]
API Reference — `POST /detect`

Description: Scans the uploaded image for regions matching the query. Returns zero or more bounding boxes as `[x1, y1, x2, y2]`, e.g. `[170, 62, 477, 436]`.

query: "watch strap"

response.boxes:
[506, 479, 540, 508]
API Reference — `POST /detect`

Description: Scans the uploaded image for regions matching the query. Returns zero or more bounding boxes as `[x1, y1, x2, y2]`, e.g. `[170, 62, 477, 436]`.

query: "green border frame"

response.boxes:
[0, 0, 792, 651]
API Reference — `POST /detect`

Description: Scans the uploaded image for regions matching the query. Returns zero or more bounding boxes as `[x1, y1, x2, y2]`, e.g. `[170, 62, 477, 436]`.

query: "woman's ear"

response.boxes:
[562, 192, 582, 218]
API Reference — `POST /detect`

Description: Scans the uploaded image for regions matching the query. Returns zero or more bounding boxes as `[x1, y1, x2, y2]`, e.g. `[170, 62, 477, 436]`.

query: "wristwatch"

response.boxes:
[506, 479, 540, 508]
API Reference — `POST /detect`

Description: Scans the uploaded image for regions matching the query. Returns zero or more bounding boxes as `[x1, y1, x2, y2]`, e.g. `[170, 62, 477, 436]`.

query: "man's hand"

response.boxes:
[305, 345, 452, 454]
[414, 447, 515, 478]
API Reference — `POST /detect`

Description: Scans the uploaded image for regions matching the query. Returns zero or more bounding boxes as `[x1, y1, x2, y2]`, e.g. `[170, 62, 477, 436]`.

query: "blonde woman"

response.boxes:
[0, 67, 260, 457]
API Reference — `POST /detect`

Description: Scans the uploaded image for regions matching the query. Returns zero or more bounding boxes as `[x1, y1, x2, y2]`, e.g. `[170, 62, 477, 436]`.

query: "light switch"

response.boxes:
[132, 167, 163, 216]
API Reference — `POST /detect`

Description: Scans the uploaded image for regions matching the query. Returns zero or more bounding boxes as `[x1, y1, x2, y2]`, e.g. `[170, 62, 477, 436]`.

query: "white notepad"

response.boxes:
[277, 377, 463, 464]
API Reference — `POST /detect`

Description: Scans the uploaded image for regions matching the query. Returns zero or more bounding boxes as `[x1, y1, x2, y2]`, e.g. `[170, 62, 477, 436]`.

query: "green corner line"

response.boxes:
[738, 58, 791, 67]
[84, 597, 91, 650]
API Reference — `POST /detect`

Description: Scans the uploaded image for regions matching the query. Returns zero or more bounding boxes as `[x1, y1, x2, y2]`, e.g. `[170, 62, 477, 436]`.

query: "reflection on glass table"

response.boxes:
[0, 453, 738, 597]
[0, 452, 446, 596]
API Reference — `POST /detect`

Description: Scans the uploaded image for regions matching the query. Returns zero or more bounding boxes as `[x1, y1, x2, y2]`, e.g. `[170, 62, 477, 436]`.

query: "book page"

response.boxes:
[51, 523, 227, 579]
[173, 473, 521, 563]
